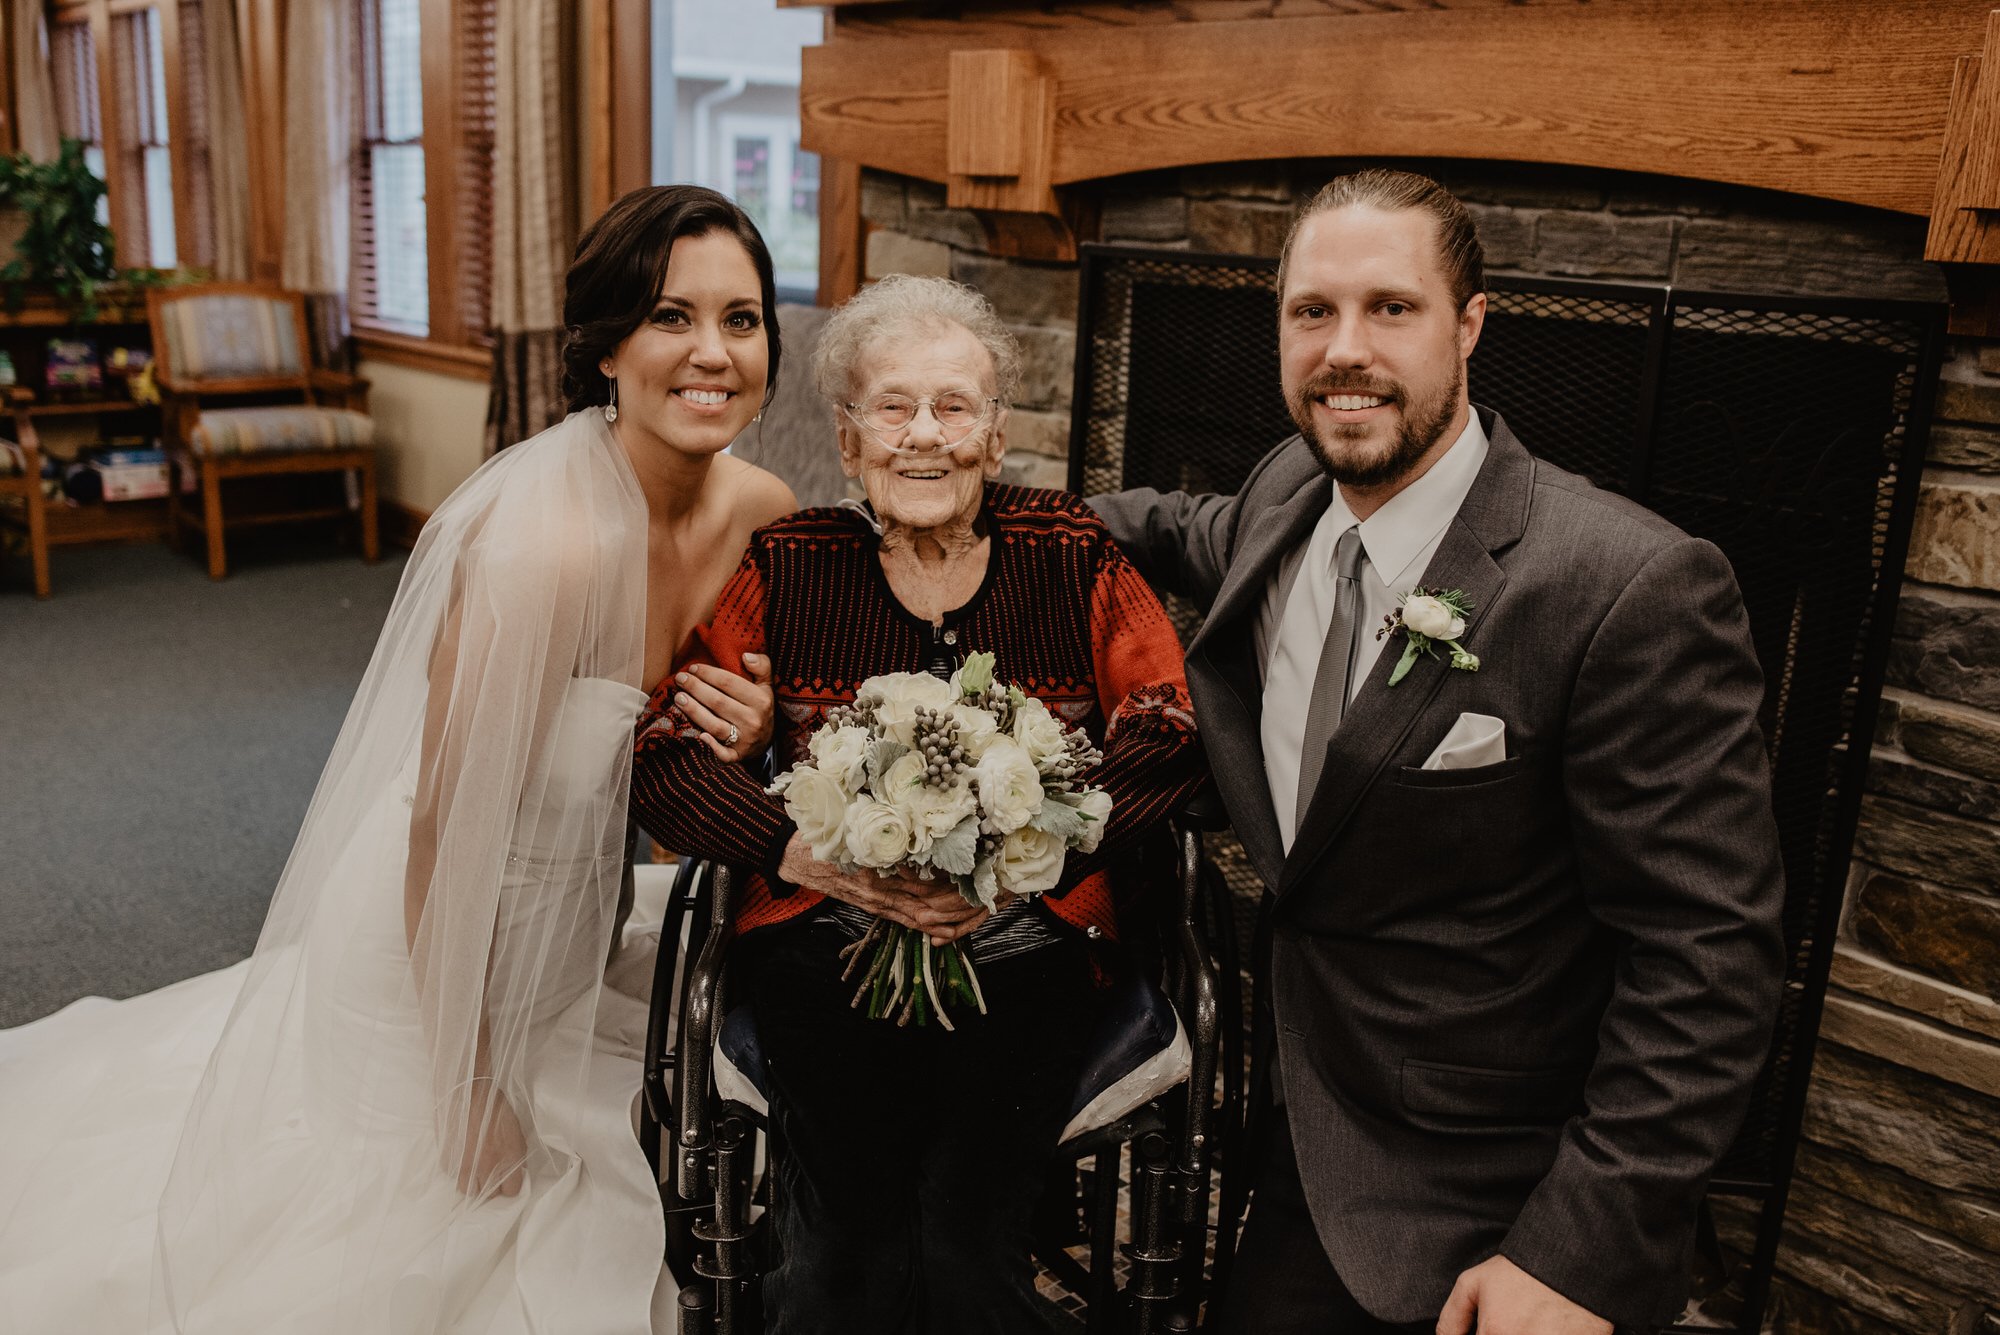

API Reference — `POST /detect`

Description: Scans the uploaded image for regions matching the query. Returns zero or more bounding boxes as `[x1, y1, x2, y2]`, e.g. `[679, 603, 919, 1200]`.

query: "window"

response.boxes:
[718, 114, 819, 294]
[48, 19, 108, 225]
[664, 1, 824, 299]
[353, 0, 428, 334]
[350, 0, 495, 351]
[111, 8, 176, 268]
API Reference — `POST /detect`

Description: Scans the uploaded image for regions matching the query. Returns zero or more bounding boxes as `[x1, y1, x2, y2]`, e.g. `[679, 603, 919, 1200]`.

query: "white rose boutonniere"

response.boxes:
[1378, 587, 1481, 686]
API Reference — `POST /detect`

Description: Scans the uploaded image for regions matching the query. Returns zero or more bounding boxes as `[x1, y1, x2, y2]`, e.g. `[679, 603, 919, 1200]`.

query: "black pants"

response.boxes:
[1222, 1108, 1434, 1335]
[746, 913, 1102, 1335]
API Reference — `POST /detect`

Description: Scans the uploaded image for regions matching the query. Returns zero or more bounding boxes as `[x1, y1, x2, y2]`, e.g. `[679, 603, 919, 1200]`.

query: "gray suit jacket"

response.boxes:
[1092, 410, 1784, 1326]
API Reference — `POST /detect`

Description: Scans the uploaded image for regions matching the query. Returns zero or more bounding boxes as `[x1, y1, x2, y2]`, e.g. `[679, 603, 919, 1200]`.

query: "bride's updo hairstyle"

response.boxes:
[561, 184, 782, 415]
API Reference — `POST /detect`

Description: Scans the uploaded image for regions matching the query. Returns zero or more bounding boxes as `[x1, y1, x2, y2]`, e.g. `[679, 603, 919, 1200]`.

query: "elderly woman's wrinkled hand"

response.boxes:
[778, 834, 994, 944]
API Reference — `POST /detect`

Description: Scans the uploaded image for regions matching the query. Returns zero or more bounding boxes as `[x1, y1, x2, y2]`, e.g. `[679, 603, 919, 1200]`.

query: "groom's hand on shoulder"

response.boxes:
[1436, 1256, 1612, 1335]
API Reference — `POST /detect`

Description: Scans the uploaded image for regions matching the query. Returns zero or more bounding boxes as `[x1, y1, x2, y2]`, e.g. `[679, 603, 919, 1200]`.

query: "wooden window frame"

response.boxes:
[340, 0, 493, 367]
[49, 0, 194, 274]
[351, 0, 428, 338]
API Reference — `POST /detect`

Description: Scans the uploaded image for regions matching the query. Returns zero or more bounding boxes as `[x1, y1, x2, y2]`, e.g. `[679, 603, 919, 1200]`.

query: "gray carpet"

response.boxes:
[0, 535, 407, 1026]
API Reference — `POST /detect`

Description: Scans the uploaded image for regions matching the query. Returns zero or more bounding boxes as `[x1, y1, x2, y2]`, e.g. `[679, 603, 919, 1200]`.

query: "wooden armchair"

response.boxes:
[0, 388, 49, 597]
[147, 283, 379, 580]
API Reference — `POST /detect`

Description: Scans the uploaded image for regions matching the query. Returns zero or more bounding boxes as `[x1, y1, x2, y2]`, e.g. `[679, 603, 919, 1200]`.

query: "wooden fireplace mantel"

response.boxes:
[790, 0, 2000, 330]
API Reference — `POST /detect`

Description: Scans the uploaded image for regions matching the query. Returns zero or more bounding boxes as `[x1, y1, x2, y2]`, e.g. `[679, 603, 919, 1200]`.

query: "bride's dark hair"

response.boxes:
[561, 184, 782, 414]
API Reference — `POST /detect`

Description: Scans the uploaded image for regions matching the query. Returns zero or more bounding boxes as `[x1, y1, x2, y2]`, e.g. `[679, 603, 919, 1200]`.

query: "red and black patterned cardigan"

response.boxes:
[630, 483, 1205, 943]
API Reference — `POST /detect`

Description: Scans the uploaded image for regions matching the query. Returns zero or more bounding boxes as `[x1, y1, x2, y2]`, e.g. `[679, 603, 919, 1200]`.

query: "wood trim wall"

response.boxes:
[582, 0, 611, 221]
[805, 0, 2000, 275]
[354, 328, 493, 381]
[581, 0, 650, 223]
[418, 0, 460, 344]
[611, 0, 648, 201]
[818, 156, 861, 306]
[239, 0, 283, 285]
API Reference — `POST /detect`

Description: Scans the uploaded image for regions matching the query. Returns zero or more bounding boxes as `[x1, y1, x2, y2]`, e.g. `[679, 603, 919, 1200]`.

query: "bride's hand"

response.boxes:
[778, 834, 990, 943]
[673, 653, 776, 762]
[457, 1080, 528, 1198]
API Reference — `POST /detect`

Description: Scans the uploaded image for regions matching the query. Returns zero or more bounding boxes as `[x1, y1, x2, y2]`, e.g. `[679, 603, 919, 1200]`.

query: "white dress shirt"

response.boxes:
[1259, 413, 1490, 850]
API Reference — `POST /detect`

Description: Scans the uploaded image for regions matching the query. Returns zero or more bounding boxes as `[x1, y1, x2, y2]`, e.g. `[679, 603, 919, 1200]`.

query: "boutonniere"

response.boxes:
[1378, 588, 1481, 686]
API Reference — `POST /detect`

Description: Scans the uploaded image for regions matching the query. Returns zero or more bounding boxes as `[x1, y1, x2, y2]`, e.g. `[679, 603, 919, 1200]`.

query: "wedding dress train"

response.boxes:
[0, 681, 676, 1334]
[1, 414, 677, 1334]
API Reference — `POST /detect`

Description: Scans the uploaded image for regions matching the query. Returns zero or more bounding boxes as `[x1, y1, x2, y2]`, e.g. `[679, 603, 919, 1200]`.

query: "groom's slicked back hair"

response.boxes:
[562, 184, 782, 415]
[1278, 169, 1486, 311]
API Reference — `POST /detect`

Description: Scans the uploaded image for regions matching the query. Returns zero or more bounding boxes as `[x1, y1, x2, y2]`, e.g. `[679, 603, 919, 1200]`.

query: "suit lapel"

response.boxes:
[1185, 450, 1330, 888]
[1276, 410, 1535, 897]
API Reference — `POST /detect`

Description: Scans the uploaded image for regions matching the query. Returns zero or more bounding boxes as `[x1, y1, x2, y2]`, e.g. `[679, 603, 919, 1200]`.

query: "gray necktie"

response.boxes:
[1295, 526, 1364, 829]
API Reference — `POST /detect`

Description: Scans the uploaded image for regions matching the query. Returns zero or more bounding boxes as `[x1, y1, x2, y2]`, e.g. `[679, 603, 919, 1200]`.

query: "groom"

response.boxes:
[1091, 170, 1784, 1334]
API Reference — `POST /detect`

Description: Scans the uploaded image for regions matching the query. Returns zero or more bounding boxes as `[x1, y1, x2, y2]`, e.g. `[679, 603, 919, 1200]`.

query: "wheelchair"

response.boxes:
[639, 807, 1244, 1334]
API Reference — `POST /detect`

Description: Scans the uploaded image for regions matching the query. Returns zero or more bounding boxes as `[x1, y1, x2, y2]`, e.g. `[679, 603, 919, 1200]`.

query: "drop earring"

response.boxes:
[604, 378, 619, 424]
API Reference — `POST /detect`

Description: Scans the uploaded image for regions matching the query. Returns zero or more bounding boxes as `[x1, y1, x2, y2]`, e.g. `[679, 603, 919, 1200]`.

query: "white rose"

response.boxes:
[842, 799, 914, 871]
[948, 703, 1002, 761]
[974, 738, 1045, 835]
[808, 724, 872, 795]
[879, 749, 928, 800]
[1401, 594, 1465, 641]
[863, 672, 957, 747]
[1010, 697, 1070, 770]
[1070, 787, 1114, 854]
[904, 779, 978, 856]
[995, 825, 1066, 898]
[781, 765, 852, 863]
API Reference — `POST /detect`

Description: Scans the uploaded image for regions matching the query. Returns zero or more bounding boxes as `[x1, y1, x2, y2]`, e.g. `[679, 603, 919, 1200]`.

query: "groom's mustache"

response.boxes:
[1294, 371, 1404, 408]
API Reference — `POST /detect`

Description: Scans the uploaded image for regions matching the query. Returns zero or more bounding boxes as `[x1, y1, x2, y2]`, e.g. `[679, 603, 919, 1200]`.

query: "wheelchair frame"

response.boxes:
[639, 816, 1240, 1334]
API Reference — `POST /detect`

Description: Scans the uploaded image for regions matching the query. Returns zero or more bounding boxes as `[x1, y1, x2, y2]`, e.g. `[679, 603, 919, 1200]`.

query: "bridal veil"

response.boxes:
[151, 410, 653, 1331]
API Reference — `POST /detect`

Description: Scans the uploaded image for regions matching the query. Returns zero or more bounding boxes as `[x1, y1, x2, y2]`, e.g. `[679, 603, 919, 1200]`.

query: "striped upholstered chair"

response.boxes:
[148, 283, 378, 580]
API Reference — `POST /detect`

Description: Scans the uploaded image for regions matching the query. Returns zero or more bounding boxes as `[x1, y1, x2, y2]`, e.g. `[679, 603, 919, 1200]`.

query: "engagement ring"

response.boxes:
[726, 725, 740, 746]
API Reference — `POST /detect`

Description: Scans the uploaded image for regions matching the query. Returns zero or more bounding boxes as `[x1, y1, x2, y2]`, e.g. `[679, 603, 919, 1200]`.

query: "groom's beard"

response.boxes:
[1290, 359, 1463, 489]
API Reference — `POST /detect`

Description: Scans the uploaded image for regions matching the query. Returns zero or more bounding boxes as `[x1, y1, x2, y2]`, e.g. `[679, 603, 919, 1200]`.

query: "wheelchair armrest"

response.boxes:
[673, 862, 740, 1202]
[1172, 782, 1230, 833]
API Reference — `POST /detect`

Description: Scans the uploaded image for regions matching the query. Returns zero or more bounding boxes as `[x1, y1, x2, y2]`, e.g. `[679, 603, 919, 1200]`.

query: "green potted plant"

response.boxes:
[0, 137, 178, 319]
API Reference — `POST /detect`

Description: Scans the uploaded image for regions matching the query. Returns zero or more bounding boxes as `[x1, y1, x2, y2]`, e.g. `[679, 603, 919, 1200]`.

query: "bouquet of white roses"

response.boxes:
[767, 651, 1111, 1029]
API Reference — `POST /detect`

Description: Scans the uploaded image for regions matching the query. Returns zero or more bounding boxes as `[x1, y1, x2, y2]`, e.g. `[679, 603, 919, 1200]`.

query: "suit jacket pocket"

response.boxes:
[1400, 1057, 1587, 1122]
[1393, 748, 1535, 789]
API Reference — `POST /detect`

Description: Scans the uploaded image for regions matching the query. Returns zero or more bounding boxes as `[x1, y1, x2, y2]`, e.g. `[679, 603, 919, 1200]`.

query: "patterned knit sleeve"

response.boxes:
[629, 547, 797, 875]
[1055, 537, 1206, 889]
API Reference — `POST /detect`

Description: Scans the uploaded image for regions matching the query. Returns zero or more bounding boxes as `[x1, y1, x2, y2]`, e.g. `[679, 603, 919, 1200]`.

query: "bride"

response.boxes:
[0, 185, 795, 1333]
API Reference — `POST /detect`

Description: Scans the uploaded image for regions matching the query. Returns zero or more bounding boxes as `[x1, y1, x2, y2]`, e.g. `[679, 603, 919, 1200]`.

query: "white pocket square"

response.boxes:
[1422, 712, 1507, 771]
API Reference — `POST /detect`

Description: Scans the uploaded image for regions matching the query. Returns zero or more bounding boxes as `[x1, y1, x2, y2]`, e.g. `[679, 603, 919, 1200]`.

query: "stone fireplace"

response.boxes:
[798, 4, 2000, 1329]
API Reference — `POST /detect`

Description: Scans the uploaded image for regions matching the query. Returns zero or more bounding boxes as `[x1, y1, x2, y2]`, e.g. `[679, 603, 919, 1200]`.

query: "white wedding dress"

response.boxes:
[0, 414, 679, 1334]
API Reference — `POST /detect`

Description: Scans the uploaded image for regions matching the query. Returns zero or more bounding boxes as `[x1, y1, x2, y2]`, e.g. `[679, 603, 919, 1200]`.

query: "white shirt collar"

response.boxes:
[1323, 411, 1489, 589]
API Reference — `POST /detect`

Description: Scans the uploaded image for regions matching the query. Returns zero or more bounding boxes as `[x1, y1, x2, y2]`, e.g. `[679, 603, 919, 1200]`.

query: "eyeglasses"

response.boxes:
[842, 391, 1000, 450]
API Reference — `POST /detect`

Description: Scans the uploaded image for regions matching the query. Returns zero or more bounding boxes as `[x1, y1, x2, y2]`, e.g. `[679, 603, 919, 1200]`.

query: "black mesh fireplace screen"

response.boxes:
[1068, 245, 1946, 1332]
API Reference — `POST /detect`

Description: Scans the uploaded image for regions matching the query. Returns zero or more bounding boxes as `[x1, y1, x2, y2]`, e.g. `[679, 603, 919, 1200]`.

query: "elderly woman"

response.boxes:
[631, 274, 1202, 1334]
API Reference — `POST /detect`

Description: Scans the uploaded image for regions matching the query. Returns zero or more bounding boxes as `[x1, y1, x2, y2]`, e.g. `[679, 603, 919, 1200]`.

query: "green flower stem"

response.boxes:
[1388, 636, 1426, 687]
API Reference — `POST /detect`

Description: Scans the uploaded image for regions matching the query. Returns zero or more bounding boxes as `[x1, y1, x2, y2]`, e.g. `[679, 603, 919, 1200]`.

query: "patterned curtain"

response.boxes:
[484, 0, 573, 455]
[9, 0, 59, 160]
[281, 0, 354, 368]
